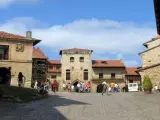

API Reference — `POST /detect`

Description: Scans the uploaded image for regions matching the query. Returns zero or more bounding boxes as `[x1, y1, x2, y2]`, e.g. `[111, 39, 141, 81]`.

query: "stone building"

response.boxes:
[138, 36, 160, 86]
[48, 48, 141, 92]
[0, 31, 141, 90]
[0, 31, 43, 87]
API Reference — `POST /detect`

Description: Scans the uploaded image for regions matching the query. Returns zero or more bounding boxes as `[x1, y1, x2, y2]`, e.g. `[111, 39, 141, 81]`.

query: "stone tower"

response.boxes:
[60, 48, 93, 84]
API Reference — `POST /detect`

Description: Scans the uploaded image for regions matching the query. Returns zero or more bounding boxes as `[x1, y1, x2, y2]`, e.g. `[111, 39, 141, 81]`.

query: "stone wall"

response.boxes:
[140, 46, 160, 67]
[146, 38, 160, 49]
[61, 51, 92, 84]
[139, 65, 160, 86]
[0, 40, 33, 88]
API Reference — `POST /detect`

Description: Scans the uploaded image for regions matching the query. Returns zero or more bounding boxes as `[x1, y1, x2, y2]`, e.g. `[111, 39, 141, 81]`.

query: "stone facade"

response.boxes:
[48, 48, 141, 92]
[139, 65, 160, 86]
[60, 49, 92, 84]
[139, 36, 160, 86]
[0, 31, 41, 88]
[0, 40, 33, 87]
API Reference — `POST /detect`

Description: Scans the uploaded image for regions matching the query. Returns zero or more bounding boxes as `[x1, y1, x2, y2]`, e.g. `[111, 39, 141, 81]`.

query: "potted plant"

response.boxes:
[142, 75, 153, 94]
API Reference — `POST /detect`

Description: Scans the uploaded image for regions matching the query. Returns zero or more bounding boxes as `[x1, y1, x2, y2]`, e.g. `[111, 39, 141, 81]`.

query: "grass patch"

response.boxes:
[0, 85, 48, 103]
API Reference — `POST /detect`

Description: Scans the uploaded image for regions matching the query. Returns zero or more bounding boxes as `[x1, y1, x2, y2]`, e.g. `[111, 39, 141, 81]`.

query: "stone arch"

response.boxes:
[96, 84, 103, 93]
[72, 80, 81, 86]
[72, 80, 81, 92]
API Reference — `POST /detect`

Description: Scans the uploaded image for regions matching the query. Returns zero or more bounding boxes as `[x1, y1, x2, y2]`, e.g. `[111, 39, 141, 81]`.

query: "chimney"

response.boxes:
[120, 59, 123, 63]
[26, 31, 32, 39]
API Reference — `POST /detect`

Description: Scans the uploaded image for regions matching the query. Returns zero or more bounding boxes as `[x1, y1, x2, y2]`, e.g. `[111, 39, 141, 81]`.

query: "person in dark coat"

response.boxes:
[18, 72, 25, 87]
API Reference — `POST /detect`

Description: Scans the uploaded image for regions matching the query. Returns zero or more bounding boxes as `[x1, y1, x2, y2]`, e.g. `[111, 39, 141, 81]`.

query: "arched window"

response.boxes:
[70, 57, 74, 62]
[80, 57, 84, 62]
[83, 69, 88, 80]
[66, 69, 70, 80]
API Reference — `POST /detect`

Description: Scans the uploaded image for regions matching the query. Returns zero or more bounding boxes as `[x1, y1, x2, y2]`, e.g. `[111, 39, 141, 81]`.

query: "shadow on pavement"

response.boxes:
[0, 94, 91, 120]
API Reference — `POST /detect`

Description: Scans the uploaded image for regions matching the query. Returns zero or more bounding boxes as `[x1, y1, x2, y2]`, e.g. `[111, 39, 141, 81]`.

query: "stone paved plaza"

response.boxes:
[1, 92, 160, 120]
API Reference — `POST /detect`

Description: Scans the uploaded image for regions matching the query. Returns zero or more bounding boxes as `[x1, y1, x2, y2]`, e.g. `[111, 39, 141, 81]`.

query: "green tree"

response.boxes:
[142, 75, 153, 89]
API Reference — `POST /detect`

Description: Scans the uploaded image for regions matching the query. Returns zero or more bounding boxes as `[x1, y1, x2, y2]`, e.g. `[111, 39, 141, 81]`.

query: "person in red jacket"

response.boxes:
[52, 80, 57, 94]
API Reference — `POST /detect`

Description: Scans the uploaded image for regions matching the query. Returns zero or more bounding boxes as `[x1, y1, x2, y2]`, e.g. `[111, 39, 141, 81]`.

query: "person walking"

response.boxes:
[52, 80, 57, 94]
[102, 81, 109, 95]
[18, 72, 25, 87]
[62, 82, 66, 91]
[7, 67, 11, 86]
[67, 83, 71, 92]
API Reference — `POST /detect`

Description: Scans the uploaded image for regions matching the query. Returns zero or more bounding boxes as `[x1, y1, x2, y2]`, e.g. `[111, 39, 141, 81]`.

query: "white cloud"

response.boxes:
[0, 0, 39, 8]
[0, 17, 157, 66]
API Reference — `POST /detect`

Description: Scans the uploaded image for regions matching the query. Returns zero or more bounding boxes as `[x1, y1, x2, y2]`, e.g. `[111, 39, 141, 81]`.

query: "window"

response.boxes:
[101, 61, 107, 64]
[84, 69, 88, 80]
[129, 80, 133, 83]
[80, 57, 84, 62]
[51, 75, 56, 79]
[0, 45, 9, 60]
[99, 73, 103, 79]
[66, 69, 70, 80]
[70, 57, 74, 62]
[111, 73, 115, 79]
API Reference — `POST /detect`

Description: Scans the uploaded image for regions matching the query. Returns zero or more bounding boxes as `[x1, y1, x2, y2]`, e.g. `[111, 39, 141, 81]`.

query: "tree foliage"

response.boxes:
[142, 75, 153, 89]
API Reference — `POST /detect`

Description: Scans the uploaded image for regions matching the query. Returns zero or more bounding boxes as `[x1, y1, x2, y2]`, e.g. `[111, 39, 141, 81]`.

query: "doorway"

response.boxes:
[96, 84, 103, 93]
[0, 67, 10, 84]
[72, 81, 80, 92]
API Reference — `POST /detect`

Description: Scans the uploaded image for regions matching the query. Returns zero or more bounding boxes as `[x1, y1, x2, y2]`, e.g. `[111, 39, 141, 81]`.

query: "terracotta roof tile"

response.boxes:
[126, 67, 139, 75]
[0, 31, 26, 39]
[48, 60, 61, 64]
[92, 60, 125, 68]
[0, 31, 41, 46]
[32, 47, 48, 59]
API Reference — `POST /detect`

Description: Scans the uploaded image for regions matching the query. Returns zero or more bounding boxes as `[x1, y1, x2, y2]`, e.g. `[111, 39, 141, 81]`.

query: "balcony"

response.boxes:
[48, 68, 61, 73]
[92, 75, 124, 81]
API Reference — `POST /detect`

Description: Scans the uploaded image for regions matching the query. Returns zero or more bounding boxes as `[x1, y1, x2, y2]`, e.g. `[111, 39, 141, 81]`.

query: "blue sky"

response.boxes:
[0, 0, 157, 67]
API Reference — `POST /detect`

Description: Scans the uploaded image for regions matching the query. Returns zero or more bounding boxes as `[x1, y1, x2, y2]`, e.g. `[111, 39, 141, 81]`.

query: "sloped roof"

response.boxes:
[32, 47, 48, 59]
[59, 48, 93, 55]
[143, 35, 160, 47]
[48, 60, 61, 64]
[126, 67, 139, 75]
[137, 63, 160, 71]
[92, 60, 125, 68]
[0, 31, 41, 45]
[0, 31, 27, 39]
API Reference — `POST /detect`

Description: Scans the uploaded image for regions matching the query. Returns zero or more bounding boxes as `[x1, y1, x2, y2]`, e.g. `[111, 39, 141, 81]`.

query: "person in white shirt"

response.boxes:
[71, 85, 74, 92]
[115, 84, 118, 92]
[62, 83, 66, 91]
[154, 85, 158, 91]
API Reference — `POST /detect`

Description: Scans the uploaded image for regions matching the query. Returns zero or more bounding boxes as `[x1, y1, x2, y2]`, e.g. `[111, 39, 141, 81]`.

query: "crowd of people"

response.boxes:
[108, 82, 128, 92]
[62, 81, 91, 93]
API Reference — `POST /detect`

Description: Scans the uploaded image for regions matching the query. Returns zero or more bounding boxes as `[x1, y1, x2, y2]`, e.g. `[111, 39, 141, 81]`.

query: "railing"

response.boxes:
[92, 77, 124, 81]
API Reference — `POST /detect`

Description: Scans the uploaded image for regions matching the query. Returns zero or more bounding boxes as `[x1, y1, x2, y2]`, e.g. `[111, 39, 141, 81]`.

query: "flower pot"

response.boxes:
[144, 88, 152, 94]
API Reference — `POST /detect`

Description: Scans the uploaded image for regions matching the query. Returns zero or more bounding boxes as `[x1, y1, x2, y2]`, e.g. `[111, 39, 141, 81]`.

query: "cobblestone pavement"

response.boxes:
[1, 92, 160, 120]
